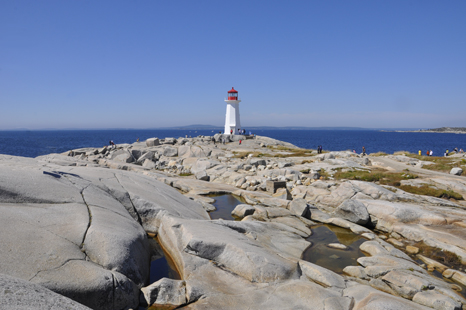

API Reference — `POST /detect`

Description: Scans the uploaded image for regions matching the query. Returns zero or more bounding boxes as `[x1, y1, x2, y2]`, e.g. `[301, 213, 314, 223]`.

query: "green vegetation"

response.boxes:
[403, 153, 466, 173]
[333, 168, 416, 187]
[369, 152, 388, 156]
[267, 145, 314, 158]
[232, 151, 267, 159]
[319, 169, 330, 180]
[333, 168, 464, 200]
[179, 173, 193, 177]
[417, 243, 463, 269]
[398, 185, 463, 200]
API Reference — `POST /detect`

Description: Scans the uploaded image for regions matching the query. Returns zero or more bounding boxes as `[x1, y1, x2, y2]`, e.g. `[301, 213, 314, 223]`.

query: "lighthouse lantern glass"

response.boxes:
[228, 92, 238, 100]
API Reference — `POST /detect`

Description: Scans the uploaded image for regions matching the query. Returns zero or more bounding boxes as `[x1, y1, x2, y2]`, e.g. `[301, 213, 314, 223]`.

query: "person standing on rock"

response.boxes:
[239, 139, 242, 145]
[418, 150, 421, 156]
[430, 150, 433, 156]
[362, 146, 366, 156]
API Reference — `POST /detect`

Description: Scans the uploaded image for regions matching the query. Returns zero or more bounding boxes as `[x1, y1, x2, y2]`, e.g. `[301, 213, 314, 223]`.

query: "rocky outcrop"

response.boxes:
[3, 134, 466, 309]
[0, 274, 92, 310]
[0, 154, 208, 310]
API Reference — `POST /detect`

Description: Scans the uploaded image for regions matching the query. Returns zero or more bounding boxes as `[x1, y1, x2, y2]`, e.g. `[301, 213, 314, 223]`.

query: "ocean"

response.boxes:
[0, 129, 465, 158]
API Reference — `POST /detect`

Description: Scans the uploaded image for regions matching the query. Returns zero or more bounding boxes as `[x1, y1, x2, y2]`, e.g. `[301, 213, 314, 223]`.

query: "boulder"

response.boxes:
[266, 180, 287, 194]
[231, 204, 256, 219]
[141, 278, 187, 308]
[412, 291, 462, 310]
[142, 159, 156, 169]
[191, 159, 219, 174]
[299, 260, 347, 290]
[450, 167, 463, 176]
[146, 138, 160, 147]
[289, 198, 311, 219]
[332, 199, 370, 225]
[163, 138, 177, 145]
[195, 170, 210, 181]
[110, 149, 135, 163]
[344, 284, 432, 310]
[136, 151, 155, 164]
[178, 145, 211, 158]
[309, 170, 321, 179]
[278, 162, 293, 168]
[250, 158, 266, 167]
[0, 274, 92, 310]
[273, 188, 292, 200]
[163, 147, 178, 157]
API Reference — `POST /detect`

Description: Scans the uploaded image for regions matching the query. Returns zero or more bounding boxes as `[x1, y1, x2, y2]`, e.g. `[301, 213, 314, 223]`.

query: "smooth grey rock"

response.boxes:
[413, 290, 462, 310]
[163, 147, 178, 157]
[333, 199, 370, 225]
[191, 159, 218, 174]
[299, 260, 347, 290]
[32, 260, 139, 310]
[289, 198, 311, 219]
[158, 215, 301, 283]
[178, 145, 211, 158]
[195, 170, 210, 181]
[250, 158, 266, 167]
[278, 162, 293, 168]
[323, 296, 354, 310]
[309, 170, 321, 179]
[136, 151, 155, 164]
[266, 180, 286, 194]
[343, 266, 367, 279]
[0, 274, 92, 310]
[272, 188, 292, 200]
[141, 278, 187, 308]
[231, 204, 256, 219]
[450, 167, 463, 176]
[110, 149, 135, 163]
[328, 243, 348, 250]
[381, 270, 432, 299]
[344, 284, 432, 310]
[163, 137, 177, 145]
[146, 137, 160, 147]
[142, 158, 156, 169]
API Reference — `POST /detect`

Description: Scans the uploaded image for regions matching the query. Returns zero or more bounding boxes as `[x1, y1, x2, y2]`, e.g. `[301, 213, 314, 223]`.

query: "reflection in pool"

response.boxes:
[208, 194, 244, 220]
[149, 238, 180, 284]
[302, 224, 368, 274]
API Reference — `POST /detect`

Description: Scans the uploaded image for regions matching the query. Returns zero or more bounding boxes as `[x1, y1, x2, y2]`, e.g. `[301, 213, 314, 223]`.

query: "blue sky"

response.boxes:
[1, 1, 465, 129]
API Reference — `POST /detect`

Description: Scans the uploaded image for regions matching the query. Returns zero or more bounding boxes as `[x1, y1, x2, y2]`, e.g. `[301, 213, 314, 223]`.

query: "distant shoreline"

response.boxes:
[393, 127, 466, 134]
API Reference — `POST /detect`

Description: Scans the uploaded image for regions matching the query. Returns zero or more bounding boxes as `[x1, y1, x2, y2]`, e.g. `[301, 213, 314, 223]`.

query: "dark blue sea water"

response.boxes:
[0, 129, 465, 158]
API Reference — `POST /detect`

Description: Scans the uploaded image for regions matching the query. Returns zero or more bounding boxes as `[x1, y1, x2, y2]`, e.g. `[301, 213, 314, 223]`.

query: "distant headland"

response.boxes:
[396, 127, 466, 134]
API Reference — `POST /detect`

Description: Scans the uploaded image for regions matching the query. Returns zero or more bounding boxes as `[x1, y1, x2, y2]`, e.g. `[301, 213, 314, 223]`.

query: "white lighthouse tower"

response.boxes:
[224, 87, 241, 135]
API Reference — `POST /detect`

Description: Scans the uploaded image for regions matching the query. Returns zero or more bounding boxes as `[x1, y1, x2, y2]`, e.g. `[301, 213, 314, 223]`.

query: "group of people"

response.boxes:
[227, 128, 249, 135]
[317, 145, 323, 154]
[419, 150, 434, 156]
[418, 148, 464, 157]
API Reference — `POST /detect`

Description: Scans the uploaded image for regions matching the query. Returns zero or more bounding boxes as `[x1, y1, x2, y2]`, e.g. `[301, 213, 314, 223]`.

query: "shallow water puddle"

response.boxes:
[149, 238, 180, 284]
[302, 224, 368, 274]
[208, 194, 244, 220]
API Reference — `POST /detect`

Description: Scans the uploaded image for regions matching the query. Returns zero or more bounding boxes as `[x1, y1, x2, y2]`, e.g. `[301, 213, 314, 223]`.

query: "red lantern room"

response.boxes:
[227, 87, 238, 101]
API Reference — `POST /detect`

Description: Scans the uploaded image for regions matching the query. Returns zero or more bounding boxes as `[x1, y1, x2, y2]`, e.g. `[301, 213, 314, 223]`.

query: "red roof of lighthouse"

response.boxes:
[227, 87, 238, 93]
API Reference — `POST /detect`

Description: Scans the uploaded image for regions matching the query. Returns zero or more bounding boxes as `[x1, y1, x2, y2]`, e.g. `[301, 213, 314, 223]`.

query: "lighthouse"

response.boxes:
[224, 87, 241, 135]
